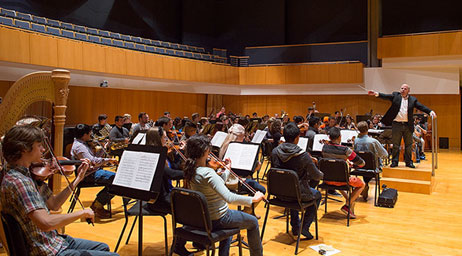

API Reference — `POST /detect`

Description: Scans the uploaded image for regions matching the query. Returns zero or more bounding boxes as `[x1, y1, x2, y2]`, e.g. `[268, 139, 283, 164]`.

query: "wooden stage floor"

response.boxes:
[2, 150, 461, 255]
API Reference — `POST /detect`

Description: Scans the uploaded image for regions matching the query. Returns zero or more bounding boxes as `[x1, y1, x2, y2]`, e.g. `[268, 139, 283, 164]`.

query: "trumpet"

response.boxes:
[110, 141, 129, 151]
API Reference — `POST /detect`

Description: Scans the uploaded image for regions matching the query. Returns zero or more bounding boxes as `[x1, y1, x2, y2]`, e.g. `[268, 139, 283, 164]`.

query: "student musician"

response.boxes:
[0, 125, 119, 255]
[271, 123, 323, 239]
[173, 134, 265, 256]
[218, 124, 266, 217]
[322, 127, 365, 219]
[71, 124, 118, 218]
[92, 114, 111, 139]
[130, 112, 151, 138]
[109, 116, 130, 158]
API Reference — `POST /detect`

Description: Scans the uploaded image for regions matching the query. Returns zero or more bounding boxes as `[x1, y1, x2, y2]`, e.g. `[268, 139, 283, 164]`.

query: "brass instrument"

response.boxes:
[94, 123, 112, 141]
[110, 141, 129, 151]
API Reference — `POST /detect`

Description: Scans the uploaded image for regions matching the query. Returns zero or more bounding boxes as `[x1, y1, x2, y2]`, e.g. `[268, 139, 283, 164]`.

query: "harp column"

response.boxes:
[51, 69, 71, 193]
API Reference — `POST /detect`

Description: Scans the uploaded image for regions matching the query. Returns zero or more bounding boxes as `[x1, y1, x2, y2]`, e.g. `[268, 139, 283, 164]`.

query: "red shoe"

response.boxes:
[340, 205, 356, 219]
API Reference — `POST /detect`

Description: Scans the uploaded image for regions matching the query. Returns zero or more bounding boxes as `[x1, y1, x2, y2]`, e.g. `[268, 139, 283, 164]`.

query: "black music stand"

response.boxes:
[108, 144, 166, 256]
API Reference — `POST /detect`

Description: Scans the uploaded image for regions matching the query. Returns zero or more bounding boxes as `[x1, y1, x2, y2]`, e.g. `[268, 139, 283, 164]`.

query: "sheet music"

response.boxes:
[113, 150, 160, 191]
[297, 137, 309, 152]
[132, 133, 146, 145]
[211, 131, 228, 148]
[340, 130, 359, 143]
[313, 134, 329, 152]
[223, 143, 259, 171]
[368, 129, 384, 134]
[251, 130, 267, 144]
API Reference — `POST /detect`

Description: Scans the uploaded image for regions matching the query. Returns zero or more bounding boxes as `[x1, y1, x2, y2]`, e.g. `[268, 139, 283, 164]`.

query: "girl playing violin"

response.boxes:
[0, 125, 119, 256]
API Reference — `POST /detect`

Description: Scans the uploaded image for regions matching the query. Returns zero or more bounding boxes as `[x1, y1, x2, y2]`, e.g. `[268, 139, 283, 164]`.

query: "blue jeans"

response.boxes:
[212, 209, 263, 256]
[240, 179, 267, 194]
[57, 235, 119, 255]
[290, 188, 321, 232]
[90, 169, 115, 205]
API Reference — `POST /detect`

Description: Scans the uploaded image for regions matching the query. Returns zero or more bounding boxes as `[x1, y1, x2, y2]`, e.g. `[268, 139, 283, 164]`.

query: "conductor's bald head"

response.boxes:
[400, 84, 410, 98]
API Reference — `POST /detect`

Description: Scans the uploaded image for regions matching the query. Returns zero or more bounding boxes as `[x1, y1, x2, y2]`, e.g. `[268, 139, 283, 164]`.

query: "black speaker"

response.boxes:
[439, 137, 449, 149]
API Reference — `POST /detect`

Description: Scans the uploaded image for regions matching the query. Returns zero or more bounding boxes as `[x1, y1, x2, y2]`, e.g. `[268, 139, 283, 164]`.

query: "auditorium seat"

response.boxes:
[16, 12, 32, 21]
[46, 18, 60, 27]
[32, 16, 46, 25]
[113, 39, 124, 48]
[86, 27, 98, 35]
[109, 32, 121, 40]
[166, 49, 175, 56]
[98, 30, 110, 37]
[14, 19, 30, 30]
[74, 25, 86, 33]
[121, 34, 131, 42]
[170, 43, 180, 50]
[124, 42, 135, 50]
[202, 54, 212, 61]
[184, 51, 193, 58]
[31, 23, 46, 33]
[155, 47, 166, 54]
[88, 35, 100, 43]
[152, 40, 161, 46]
[75, 32, 88, 41]
[146, 46, 155, 53]
[160, 41, 170, 48]
[193, 53, 201, 59]
[62, 29, 75, 39]
[61, 22, 73, 30]
[197, 47, 206, 53]
[179, 44, 188, 51]
[0, 16, 13, 26]
[132, 37, 142, 43]
[135, 44, 145, 51]
[46, 26, 61, 36]
[101, 37, 112, 45]
[175, 50, 185, 57]
[0, 8, 15, 18]
[142, 38, 151, 45]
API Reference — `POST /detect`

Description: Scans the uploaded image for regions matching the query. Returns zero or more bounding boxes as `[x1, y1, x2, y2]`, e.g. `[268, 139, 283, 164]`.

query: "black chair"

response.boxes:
[261, 168, 318, 255]
[260, 139, 274, 181]
[67, 171, 112, 217]
[114, 198, 168, 255]
[1, 212, 29, 256]
[318, 158, 352, 226]
[351, 150, 381, 206]
[169, 188, 242, 256]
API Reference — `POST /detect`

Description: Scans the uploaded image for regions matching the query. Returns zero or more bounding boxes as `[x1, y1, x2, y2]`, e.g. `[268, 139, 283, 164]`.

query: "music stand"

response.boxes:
[223, 142, 260, 177]
[108, 144, 166, 256]
[356, 115, 371, 123]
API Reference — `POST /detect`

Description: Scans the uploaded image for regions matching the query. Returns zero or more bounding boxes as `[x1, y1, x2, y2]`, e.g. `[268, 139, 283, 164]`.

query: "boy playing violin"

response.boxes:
[0, 125, 118, 256]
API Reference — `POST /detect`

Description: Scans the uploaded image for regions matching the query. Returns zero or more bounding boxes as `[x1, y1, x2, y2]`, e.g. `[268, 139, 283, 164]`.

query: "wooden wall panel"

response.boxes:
[57, 39, 83, 70]
[65, 86, 206, 126]
[105, 47, 126, 75]
[265, 66, 286, 84]
[145, 54, 164, 79]
[0, 27, 30, 63]
[125, 50, 146, 77]
[82, 44, 106, 73]
[29, 33, 58, 67]
[222, 94, 460, 148]
[378, 31, 462, 59]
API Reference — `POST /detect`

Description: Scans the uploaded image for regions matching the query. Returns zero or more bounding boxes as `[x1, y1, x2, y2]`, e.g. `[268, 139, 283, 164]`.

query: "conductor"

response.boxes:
[368, 84, 436, 168]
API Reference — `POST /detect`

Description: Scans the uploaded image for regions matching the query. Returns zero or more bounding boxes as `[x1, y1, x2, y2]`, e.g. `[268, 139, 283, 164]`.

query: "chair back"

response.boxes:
[262, 140, 274, 159]
[354, 151, 377, 171]
[267, 168, 303, 202]
[1, 212, 29, 256]
[318, 158, 349, 183]
[171, 188, 212, 232]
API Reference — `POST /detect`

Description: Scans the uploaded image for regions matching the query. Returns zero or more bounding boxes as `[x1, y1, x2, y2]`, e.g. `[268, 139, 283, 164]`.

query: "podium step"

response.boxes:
[380, 177, 433, 194]
[382, 165, 432, 181]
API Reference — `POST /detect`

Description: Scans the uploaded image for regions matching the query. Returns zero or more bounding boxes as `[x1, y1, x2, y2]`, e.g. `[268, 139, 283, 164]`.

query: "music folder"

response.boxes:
[211, 131, 228, 148]
[251, 130, 267, 144]
[312, 134, 329, 152]
[223, 142, 260, 173]
[109, 144, 166, 202]
[131, 130, 147, 145]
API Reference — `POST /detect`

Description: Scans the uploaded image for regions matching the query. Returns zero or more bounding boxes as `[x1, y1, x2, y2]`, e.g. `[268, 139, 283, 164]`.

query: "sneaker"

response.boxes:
[340, 205, 356, 219]
[90, 201, 111, 219]
[361, 184, 369, 201]
[291, 227, 300, 236]
[327, 190, 341, 196]
[301, 228, 314, 240]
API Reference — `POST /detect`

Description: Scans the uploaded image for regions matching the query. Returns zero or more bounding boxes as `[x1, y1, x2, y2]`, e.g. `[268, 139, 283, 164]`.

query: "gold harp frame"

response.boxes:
[0, 69, 70, 192]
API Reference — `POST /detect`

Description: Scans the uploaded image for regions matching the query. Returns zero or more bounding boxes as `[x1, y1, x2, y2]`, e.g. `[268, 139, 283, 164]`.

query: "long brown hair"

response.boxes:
[183, 134, 211, 186]
[146, 126, 164, 147]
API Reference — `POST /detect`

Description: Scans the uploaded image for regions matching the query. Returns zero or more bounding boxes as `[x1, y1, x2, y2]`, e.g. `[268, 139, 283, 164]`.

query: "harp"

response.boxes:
[0, 69, 70, 192]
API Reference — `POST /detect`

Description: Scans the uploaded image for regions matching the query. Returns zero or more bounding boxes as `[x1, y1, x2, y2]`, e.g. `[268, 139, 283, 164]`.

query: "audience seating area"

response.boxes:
[0, 7, 227, 64]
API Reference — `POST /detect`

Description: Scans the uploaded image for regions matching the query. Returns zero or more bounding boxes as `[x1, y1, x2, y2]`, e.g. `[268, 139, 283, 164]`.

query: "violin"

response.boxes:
[206, 157, 221, 171]
[30, 156, 79, 181]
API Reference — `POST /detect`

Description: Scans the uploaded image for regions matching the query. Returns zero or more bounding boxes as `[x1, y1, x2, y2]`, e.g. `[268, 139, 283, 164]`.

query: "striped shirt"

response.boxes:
[0, 166, 67, 255]
[322, 143, 365, 167]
